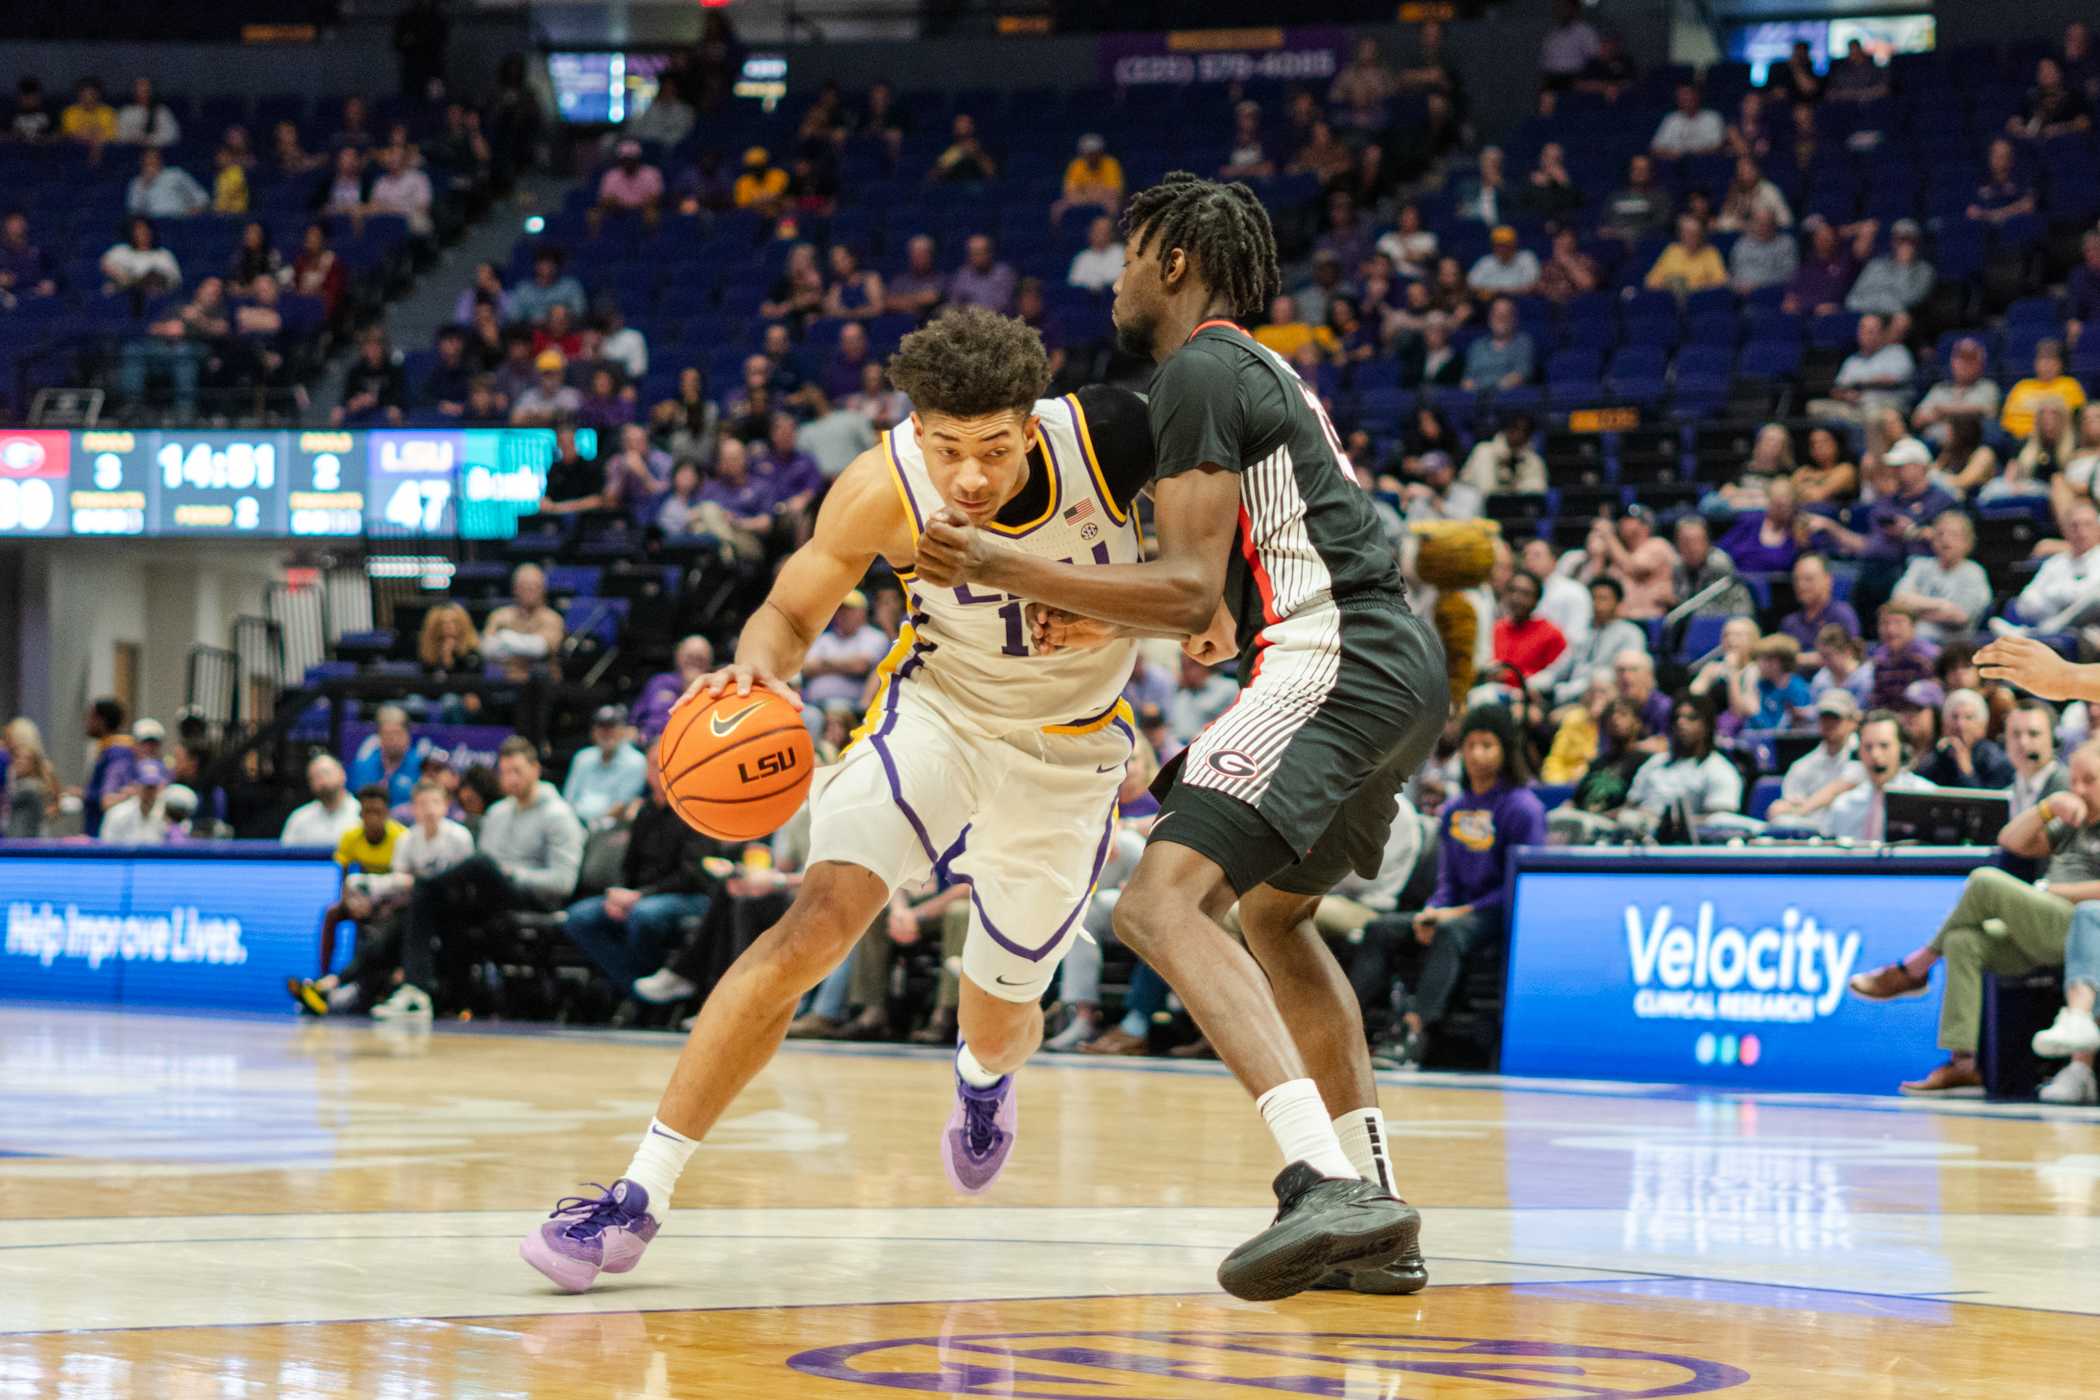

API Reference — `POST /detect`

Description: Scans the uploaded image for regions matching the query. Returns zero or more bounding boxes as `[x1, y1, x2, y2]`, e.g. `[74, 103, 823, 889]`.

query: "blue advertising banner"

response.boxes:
[0, 845, 340, 1012]
[1503, 852, 1991, 1094]
[340, 721, 515, 776]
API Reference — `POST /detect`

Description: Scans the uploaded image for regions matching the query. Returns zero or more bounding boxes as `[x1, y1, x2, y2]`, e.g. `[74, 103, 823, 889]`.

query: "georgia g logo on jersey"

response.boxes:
[1207, 750, 1260, 778]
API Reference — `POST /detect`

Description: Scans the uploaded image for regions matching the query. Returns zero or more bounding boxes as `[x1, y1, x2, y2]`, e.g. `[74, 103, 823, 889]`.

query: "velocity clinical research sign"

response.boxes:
[1501, 856, 1982, 1094]
[0, 845, 341, 1011]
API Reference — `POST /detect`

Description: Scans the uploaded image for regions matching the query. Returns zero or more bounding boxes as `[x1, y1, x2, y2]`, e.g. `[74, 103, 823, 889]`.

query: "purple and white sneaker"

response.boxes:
[941, 1070, 1017, 1194]
[520, 1179, 661, 1293]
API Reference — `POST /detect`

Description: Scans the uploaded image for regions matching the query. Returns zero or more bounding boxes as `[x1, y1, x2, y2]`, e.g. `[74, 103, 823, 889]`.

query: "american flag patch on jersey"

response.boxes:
[1062, 499, 1095, 525]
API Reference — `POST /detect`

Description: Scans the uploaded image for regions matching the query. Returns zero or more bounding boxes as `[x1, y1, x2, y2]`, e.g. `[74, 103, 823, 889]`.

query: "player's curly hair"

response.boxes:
[885, 306, 1051, 418]
[1120, 171, 1282, 321]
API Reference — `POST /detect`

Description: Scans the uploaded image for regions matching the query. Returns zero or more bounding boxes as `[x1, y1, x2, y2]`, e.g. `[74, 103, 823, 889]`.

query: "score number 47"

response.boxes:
[382, 478, 452, 532]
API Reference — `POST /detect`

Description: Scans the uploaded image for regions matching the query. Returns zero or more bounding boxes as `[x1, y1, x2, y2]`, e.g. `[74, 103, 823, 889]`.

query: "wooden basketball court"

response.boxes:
[4, 1005, 2095, 1396]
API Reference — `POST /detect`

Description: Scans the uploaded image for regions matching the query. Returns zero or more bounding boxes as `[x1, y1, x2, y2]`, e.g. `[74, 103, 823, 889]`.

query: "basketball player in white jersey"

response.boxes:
[522, 307, 1158, 1293]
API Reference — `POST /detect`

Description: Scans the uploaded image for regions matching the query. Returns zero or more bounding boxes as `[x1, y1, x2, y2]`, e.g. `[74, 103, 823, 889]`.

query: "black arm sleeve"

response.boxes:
[1071, 383, 1157, 515]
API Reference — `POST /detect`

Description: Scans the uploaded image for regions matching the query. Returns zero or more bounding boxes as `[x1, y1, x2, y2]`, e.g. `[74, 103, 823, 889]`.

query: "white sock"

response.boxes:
[1256, 1078, 1359, 1180]
[622, 1117, 699, 1211]
[1334, 1107, 1397, 1196]
[956, 1043, 1004, 1089]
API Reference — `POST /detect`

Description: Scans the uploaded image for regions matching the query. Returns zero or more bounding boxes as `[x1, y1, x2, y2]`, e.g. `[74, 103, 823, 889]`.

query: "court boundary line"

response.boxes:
[4, 1272, 2091, 1340]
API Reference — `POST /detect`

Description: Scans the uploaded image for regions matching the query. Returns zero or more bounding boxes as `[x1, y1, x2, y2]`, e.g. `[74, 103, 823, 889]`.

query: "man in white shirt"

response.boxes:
[1460, 413, 1547, 496]
[1814, 313, 1917, 420]
[1826, 710, 1932, 841]
[1911, 336, 2000, 446]
[1466, 228, 1541, 299]
[800, 589, 893, 711]
[126, 148, 208, 218]
[282, 755, 364, 847]
[1767, 690, 1866, 831]
[2003, 501, 2100, 632]
[1539, 0, 1602, 88]
[368, 145, 435, 238]
[2006, 701, 2069, 818]
[1891, 511, 1993, 644]
[1066, 215, 1125, 293]
[1399, 451, 1483, 524]
[1521, 537, 1591, 648]
[1537, 576, 1646, 709]
[114, 78, 180, 147]
[1651, 83, 1725, 159]
[101, 758, 174, 845]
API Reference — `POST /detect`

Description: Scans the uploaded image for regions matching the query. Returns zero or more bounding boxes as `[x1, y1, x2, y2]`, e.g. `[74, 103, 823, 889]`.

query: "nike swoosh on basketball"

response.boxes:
[710, 701, 768, 738]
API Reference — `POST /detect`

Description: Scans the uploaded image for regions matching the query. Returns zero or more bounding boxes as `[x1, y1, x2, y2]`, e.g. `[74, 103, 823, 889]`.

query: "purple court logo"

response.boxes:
[788, 1329, 1751, 1397]
[1206, 750, 1260, 779]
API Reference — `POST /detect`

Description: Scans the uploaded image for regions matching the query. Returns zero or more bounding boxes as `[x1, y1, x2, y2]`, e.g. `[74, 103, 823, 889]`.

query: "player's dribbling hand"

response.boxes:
[915, 507, 986, 588]
[674, 664, 803, 713]
[1978, 636, 2081, 701]
[1029, 603, 1119, 653]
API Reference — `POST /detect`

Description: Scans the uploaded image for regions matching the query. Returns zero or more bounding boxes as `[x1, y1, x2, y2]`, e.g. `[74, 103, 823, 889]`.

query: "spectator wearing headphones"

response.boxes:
[2006, 700, 2069, 818]
[1826, 709, 1933, 841]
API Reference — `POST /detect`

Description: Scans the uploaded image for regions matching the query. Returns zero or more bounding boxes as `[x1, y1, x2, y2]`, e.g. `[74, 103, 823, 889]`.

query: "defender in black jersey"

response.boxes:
[914, 173, 1447, 1302]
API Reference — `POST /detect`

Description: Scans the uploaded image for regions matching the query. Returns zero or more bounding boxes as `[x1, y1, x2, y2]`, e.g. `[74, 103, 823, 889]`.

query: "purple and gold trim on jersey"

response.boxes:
[1060, 392, 1129, 526]
[848, 622, 924, 748]
[960, 794, 1120, 963]
[981, 423, 1063, 539]
[1042, 696, 1136, 737]
[883, 429, 925, 544]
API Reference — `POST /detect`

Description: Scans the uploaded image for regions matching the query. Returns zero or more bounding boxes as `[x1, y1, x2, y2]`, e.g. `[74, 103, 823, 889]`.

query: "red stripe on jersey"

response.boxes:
[1188, 318, 1247, 342]
[1237, 502, 1282, 630]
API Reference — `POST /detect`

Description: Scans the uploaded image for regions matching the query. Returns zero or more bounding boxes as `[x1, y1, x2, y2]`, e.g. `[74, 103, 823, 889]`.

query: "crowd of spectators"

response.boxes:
[18, 23, 2100, 1089]
[3, 58, 535, 419]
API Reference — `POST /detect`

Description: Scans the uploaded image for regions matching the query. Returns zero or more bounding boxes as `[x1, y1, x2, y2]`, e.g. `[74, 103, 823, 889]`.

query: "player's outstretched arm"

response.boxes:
[677, 450, 904, 713]
[1977, 637, 2100, 702]
[917, 467, 1239, 637]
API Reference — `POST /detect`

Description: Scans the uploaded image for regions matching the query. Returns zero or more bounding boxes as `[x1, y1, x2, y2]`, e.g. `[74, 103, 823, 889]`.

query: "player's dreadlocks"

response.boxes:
[886, 305, 1051, 418]
[1120, 171, 1282, 322]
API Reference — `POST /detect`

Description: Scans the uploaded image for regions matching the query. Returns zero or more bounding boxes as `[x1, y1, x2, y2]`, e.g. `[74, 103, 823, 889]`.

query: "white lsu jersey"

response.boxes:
[872, 393, 1143, 736]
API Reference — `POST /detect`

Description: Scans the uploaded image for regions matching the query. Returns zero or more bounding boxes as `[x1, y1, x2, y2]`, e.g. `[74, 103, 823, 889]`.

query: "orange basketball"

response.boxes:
[658, 689, 815, 840]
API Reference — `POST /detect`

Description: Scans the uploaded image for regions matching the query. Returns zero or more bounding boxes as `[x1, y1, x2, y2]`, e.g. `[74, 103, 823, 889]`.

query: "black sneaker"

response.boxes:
[1216, 1162, 1422, 1302]
[1312, 1229, 1429, 1295]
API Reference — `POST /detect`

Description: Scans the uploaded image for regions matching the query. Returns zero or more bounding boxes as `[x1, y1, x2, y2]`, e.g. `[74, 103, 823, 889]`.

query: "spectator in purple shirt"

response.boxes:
[1867, 600, 1938, 711]
[820, 321, 876, 402]
[754, 410, 826, 518]
[1967, 138, 2036, 225]
[946, 233, 1016, 314]
[1783, 217, 1858, 317]
[1716, 476, 1810, 574]
[700, 436, 774, 518]
[632, 635, 715, 743]
[0, 210, 56, 302]
[1779, 552, 1861, 664]
[1807, 439, 1956, 562]
[1349, 705, 1547, 1068]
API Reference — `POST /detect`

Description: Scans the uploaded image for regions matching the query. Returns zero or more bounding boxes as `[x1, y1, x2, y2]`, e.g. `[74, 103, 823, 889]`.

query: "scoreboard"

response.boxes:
[0, 427, 584, 541]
